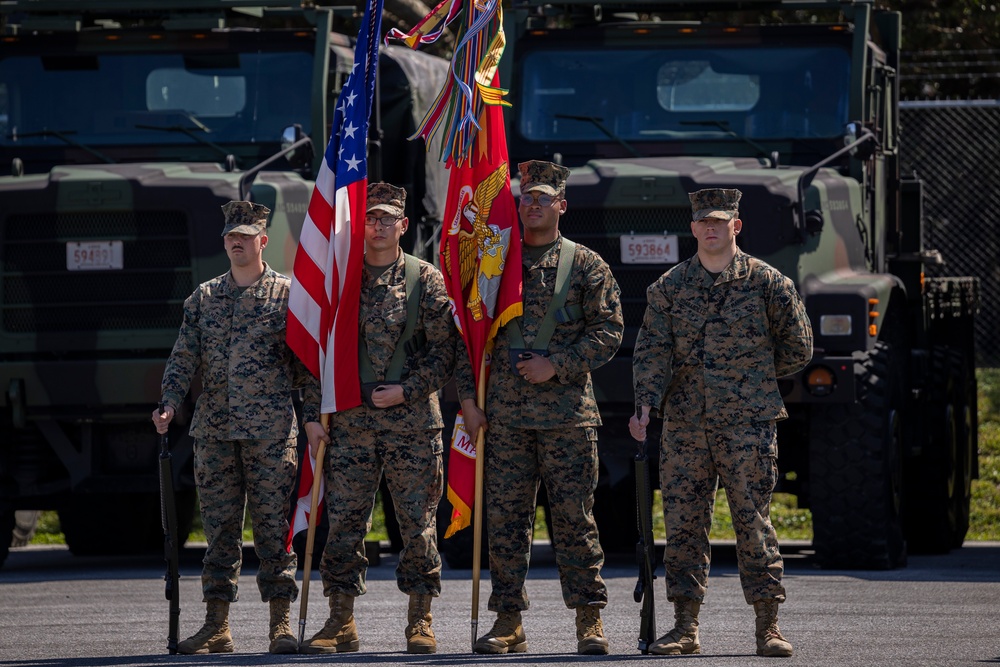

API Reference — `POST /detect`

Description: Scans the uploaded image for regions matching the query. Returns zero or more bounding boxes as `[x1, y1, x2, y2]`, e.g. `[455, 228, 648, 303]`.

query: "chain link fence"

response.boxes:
[900, 100, 1000, 367]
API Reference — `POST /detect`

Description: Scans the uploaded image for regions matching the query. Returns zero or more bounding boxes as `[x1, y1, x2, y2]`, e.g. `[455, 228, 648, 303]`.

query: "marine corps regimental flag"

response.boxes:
[438, 90, 522, 537]
[390, 0, 522, 537]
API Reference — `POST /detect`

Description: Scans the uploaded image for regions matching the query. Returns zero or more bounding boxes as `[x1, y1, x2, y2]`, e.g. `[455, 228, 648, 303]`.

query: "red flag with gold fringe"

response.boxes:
[438, 92, 521, 536]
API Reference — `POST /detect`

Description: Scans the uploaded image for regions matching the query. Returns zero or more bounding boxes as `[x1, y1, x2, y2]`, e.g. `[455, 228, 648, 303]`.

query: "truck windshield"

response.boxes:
[0, 49, 312, 147]
[517, 46, 850, 142]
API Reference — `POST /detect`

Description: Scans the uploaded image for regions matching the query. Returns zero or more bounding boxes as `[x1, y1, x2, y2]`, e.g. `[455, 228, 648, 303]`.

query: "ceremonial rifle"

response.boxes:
[633, 436, 657, 653]
[158, 402, 180, 654]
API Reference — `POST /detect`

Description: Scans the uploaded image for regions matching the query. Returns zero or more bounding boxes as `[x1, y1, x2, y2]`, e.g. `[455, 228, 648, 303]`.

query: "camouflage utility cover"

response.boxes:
[518, 160, 571, 196]
[221, 200, 271, 236]
[366, 182, 407, 217]
[690, 188, 741, 221]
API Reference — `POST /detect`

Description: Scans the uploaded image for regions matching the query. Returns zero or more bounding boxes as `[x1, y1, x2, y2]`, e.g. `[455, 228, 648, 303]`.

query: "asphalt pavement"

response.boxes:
[1, 540, 998, 666]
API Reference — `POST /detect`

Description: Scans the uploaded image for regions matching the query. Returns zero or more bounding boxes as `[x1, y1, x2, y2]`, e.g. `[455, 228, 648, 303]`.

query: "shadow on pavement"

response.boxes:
[5, 540, 999, 585]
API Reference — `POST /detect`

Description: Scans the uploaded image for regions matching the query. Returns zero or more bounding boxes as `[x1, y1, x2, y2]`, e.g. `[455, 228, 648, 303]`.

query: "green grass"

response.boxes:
[27, 369, 1000, 546]
[968, 368, 1000, 540]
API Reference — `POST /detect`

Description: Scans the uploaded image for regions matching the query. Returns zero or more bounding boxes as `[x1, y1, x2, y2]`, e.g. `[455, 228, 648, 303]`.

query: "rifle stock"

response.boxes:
[158, 402, 180, 654]
[633, 437, 657, 653]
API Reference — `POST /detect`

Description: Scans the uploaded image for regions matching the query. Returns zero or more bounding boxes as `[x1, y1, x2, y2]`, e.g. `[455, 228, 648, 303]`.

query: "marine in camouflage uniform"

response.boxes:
[458, 160, 623, 656]
[299, 183, 456, 656]
[153, 200, 325, 655]
[630, 188, 813, 658]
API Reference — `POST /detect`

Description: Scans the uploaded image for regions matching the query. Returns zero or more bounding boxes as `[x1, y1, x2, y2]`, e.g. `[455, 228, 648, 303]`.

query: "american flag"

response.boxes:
[286, 0, 384, 413]
[285, 0, 384, 547]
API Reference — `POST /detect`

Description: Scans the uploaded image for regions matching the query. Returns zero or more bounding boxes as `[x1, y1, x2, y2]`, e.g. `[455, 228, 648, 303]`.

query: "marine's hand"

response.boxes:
[461, 398, 488, 439]
[516, 353, 556, 384]
[152, 404, 174, 435]
[304, 420, 330, 459]
[371, 384, 405, 408]
[629, 406, 651, 442]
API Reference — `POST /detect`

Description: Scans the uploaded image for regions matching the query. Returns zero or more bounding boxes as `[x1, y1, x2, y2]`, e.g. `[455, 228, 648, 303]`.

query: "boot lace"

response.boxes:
[412, 618, 433, 637]
[489, 613, 519, 638]
[578, 608, 603, 637]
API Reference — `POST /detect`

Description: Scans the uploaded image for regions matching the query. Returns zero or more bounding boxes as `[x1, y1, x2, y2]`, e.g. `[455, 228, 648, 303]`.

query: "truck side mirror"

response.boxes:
[844, 122, 877, 161]
[281, 124, 313, 170]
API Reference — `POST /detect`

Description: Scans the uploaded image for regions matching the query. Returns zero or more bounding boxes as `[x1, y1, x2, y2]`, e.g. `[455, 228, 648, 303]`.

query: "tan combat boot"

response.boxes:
[754, 600, 793, 657]
[177, 599, 234, 654]
[405, 593, 437, 654]
[650, 598, 701, 655]
[575, 605, 609, 655]
[267, 598, 298, 654]
[473, 610, 527, 654]
[299, 592, 360, 654]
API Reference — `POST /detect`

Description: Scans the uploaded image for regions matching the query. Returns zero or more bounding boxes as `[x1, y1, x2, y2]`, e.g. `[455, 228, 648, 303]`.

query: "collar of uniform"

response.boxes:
[683, 249, 750, 286]
[523, 233, 563, 269]
[221, 261, 275, 298]
[363, 250, 405, 286]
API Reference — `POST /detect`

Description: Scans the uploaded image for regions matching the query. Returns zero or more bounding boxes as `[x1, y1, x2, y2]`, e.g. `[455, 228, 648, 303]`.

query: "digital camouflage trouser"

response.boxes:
[319, 424, 444, 597]
[195, 437, 299, 602]
[660, 419, 785, 605]
[484, 421, 607, 612]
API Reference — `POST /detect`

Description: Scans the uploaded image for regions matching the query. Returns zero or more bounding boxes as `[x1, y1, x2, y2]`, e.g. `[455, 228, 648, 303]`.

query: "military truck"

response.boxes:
[0, 0, 448, 567]
[500, 0, 979, 568]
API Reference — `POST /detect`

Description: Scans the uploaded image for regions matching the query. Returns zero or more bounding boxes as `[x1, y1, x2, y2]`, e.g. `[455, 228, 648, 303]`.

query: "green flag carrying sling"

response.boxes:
[506, 237, 583, 374]
[358, 253, 425, 407]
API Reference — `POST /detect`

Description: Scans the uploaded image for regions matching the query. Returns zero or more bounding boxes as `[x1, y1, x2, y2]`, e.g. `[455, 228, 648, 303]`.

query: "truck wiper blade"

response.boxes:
[554, 113, 643, 158]
[135, 122, 236, 164]
[680, 120, 774, 166]
[11, 129, 116, 164]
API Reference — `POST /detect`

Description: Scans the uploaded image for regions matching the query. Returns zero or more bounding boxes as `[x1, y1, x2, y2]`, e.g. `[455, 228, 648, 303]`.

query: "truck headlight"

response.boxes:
[819, 314, 852, 336]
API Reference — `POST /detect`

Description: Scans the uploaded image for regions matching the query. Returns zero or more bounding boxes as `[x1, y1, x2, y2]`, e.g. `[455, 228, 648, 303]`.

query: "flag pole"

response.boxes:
[298, 412, 329, 646]
[470, 352, 488, 651]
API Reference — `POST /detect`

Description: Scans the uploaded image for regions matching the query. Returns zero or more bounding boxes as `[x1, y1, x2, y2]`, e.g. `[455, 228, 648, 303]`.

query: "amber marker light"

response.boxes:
[679, 27, 697, 34]
[805, 366, 836, 397]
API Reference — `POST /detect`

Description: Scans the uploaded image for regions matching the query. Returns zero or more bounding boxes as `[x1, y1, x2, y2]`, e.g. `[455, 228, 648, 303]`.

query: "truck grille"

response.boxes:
[567, 206, 696, 329]
[1, 211, 193, 333]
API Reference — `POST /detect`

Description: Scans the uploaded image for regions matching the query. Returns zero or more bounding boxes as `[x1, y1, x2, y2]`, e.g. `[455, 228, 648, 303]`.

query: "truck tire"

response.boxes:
[59, 491, 195, 556]
[11, 509, 40, 547]
[0, 503, 14, 568]
[905, 348, 974, 553]
[809, 341, 907, 569]
[953, 348, 977, 548]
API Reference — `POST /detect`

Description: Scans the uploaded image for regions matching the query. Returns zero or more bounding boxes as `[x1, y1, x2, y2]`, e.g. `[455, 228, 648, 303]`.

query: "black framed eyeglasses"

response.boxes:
[519, 193, 559, 207]
[364, 215, 401, 228]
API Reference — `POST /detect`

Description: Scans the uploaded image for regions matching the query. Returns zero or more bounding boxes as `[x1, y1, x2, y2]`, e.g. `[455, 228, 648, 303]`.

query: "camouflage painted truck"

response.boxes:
[500, 0, 979, 568]
[0, 0, 448, 567]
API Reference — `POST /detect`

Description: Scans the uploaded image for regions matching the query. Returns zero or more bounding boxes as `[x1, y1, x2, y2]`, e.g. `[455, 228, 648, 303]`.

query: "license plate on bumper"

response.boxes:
[620, 234, 678, 264]
[66, 241, 124, 270]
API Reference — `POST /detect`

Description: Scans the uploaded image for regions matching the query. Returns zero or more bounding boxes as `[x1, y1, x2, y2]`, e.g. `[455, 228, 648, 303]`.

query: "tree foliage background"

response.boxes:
[890, 1, 1000, 99]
